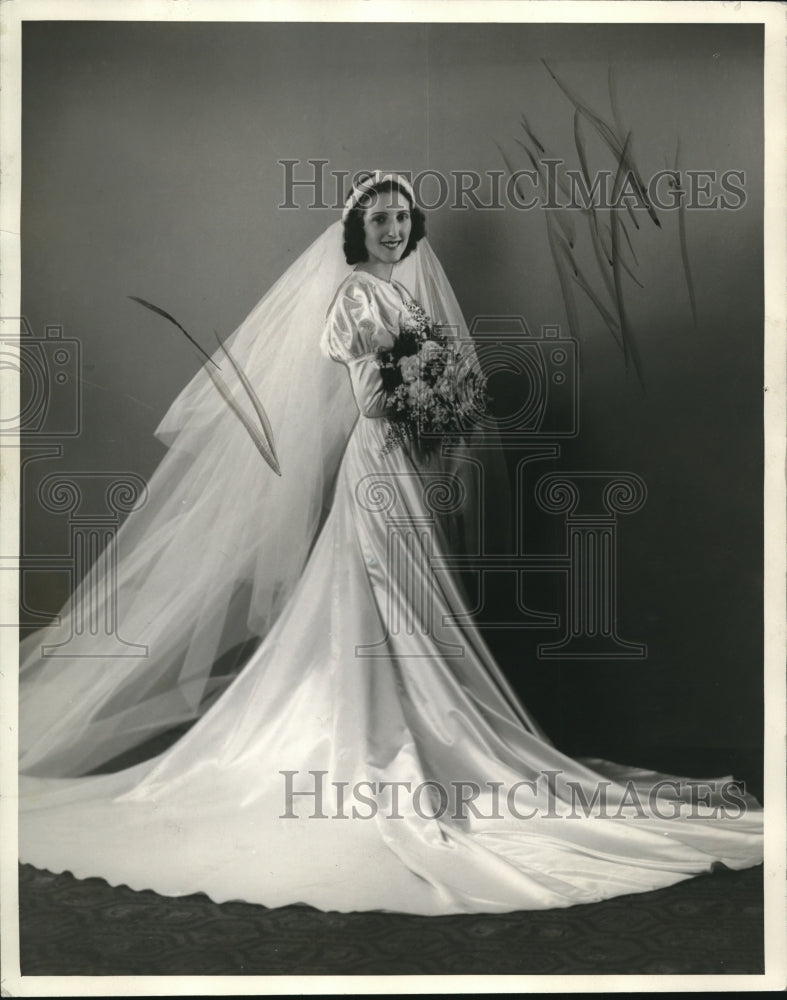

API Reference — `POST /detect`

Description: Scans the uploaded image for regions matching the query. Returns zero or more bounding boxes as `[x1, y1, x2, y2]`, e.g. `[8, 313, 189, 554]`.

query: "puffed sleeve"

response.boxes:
[321, 278, 396, 419]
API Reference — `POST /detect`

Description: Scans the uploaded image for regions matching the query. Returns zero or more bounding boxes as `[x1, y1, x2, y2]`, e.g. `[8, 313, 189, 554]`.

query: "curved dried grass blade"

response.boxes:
[213, 330, 280, 470]
[520, 114, 545, 153]
[589, 222, 617, 301]
[602, 222, 644, 289]
[610, 134, 646, 388]
[495, 140, 535, 195]
[673, 138, 698, 327]
[542, 58, 660, 229]
[608, 65, 626, 145]
[617, 215, 639, 267]
[553, 229, 624, 350]
[129, 295, 280, 474]
[545, 211, 582, 348]
[573, 109, 606, 250]
[570, 268, 624, 351]
[128, 296, 220, 369]
[624, 199, 641, 231]
[572, 105, 624, 303]
[203, 363, 282, 476]
[512, 138, 576, 247]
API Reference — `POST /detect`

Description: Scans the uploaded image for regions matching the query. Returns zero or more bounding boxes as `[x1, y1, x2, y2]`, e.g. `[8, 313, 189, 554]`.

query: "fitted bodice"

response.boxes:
[322, 271, 415, 418]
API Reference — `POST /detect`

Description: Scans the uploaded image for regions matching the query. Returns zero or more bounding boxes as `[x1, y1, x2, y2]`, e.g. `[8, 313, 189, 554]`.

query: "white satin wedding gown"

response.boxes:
[19, 270, 763, 915]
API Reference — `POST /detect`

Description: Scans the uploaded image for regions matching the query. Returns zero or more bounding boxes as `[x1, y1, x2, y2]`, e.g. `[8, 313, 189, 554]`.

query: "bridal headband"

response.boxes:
[341, 171, 417, 223]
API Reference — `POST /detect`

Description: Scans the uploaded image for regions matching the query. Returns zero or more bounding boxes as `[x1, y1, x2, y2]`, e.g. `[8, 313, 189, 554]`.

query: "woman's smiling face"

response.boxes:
[361, 189, 412, 267]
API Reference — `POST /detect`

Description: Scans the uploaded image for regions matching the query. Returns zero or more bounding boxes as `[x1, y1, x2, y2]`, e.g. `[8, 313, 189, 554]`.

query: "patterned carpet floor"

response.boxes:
[19, 862, 763, 976]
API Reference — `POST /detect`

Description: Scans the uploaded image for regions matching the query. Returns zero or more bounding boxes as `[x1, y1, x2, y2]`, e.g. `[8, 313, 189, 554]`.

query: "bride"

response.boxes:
[18, 171, 763, 915]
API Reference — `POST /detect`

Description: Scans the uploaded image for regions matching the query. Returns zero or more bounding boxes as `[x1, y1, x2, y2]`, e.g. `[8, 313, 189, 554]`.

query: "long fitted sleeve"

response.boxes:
[322, 275, 402, 419]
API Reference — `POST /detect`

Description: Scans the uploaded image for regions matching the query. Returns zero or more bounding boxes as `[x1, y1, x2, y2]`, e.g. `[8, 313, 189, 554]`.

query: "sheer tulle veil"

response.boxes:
[20, 206, 501, 778]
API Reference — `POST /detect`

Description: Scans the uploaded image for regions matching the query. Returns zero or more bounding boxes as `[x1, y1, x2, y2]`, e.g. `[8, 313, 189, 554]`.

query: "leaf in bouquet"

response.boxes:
[381, 367, 403, 393]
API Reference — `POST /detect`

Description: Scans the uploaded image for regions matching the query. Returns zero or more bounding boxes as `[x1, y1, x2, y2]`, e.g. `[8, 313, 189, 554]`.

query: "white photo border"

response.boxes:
[1, 1, 784, 995]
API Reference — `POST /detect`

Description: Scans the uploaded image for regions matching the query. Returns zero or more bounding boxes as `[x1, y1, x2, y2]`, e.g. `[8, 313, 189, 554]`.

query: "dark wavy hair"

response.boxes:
[342, 179, 426, 265]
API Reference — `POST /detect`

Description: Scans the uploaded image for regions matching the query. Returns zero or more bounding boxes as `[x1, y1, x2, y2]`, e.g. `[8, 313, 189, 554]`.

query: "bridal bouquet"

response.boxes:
[375, 301, 489, 458]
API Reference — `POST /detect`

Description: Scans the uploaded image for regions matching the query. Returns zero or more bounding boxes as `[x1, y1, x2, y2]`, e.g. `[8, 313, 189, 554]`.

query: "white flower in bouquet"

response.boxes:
[398, 355, 421, 383]
[407, 378, 433, 405]
[420, 340, 443, 363]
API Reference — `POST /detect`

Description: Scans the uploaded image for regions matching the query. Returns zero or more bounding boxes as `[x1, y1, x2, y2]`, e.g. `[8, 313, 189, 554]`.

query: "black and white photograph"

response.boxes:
[1, 0, 785, 993]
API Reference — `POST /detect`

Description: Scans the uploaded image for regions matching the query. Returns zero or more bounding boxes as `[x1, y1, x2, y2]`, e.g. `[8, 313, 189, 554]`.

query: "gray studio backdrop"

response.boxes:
[20, 22, 763, 771]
